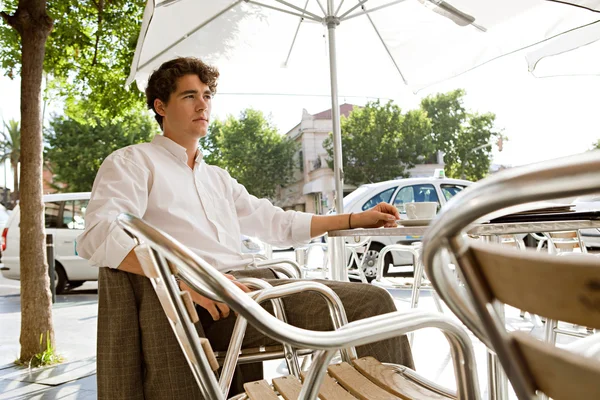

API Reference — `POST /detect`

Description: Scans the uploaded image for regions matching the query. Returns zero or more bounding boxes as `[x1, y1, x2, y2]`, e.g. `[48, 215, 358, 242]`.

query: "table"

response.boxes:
[328, 219, 600, 238]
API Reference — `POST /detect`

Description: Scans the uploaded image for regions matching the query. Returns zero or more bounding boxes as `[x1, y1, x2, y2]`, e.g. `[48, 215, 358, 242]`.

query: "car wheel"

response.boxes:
[68, 281, 85, 290]
[361, 243, 393, 282]
[53, 263, 68, 295]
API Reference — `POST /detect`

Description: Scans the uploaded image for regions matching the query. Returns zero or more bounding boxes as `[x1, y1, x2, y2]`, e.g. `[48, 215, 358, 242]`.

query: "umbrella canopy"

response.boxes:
[526, 1, 600, 77]
[128, 1, 598, 93]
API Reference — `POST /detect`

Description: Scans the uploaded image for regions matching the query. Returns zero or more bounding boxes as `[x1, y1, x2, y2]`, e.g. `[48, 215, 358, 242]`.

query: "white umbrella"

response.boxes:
[127, 0, 598, 280]
[526, 1, 600, 77]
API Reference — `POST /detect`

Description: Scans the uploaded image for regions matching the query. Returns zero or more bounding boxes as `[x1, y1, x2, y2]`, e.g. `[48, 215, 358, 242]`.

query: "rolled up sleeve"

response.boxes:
[77, 153, 150, 268]
[231, 174, 312, 248]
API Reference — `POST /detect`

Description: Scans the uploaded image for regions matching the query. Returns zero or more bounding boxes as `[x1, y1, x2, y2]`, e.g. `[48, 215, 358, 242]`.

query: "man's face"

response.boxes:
[155, 74, 212, 139]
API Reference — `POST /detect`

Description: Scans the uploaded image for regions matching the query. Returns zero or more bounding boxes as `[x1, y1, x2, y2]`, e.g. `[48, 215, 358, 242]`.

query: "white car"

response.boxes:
[0, 204, 10, 231]
[1, 192, 91, 293]
[335, 176, 472, 279]
[0, 192, 265, 293]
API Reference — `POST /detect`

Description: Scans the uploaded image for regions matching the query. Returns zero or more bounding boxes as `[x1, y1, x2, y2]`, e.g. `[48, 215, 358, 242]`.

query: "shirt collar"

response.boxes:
[152, 135, 203, 165]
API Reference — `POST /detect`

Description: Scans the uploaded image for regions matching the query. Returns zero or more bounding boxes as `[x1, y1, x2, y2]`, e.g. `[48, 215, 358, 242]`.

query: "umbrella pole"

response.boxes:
[325, 3, 348, 282]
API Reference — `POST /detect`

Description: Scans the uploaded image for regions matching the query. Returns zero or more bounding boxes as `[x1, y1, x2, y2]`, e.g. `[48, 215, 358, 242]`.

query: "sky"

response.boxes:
[1, 37, 600, 191]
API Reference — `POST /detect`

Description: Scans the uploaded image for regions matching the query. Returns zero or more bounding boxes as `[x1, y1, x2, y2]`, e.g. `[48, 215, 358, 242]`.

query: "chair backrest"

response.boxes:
[469, 242, 600, 399]
[469, 242, 600, 330]
[422, 150, 600, 400]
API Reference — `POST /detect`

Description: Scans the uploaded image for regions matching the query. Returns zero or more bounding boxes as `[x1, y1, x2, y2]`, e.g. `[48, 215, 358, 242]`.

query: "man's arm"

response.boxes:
[77, 153, 150, 268]
[118, 249, 250, 321]
[310, 202, 399, 238]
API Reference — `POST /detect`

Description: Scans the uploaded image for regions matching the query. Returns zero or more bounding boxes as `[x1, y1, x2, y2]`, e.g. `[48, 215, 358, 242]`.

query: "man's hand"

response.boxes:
[180, 274, 250, 321]
[310, 202, 399, 237]
[352, 202, 399, 229]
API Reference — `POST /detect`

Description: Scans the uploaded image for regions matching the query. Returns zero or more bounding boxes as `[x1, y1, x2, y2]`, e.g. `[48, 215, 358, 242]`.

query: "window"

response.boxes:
[440, 184, 467, 201]
[61, 200, 88, 230]
[361, 187, 397, 211]
[393, 184, 440, 213]
[73, 200, 88, 230]
[44, 201, 62, 229]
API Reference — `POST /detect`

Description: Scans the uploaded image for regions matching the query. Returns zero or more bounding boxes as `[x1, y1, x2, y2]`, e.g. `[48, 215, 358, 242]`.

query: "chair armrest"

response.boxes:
[248, 280, 357, 362]
[374, 244, 421, 281]
[252, 258, 302, 278]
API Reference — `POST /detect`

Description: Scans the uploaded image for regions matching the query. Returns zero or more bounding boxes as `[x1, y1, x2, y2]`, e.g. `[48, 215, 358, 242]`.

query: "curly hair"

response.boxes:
[145, 57, 220, 129]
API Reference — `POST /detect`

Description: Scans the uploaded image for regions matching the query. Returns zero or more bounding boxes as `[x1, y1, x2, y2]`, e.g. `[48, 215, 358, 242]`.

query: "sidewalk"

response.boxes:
[0, 275, 98, 400]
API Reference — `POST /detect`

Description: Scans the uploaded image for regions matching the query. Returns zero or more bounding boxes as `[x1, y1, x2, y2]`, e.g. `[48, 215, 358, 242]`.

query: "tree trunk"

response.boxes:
[2, 0, 54, 362]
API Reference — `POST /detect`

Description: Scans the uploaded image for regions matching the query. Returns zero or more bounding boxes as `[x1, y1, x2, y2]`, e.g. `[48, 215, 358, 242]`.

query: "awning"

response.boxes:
[303, 176, 335, 195]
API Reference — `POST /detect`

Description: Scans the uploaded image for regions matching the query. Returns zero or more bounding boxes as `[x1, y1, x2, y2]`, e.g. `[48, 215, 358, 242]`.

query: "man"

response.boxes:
[77, 57, 414, 400]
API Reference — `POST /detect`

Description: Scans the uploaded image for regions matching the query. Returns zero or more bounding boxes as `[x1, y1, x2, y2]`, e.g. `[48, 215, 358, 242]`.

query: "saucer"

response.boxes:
[397, 219, 432, 226]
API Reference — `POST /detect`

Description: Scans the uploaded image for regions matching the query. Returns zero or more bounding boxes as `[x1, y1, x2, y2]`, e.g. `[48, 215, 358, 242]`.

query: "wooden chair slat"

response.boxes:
[199, 338, 219, 371]
[352, 357, 453, 400]
[553, 241, 581, 250]
[469, 242, 600, 329]
[327, 362, 402, 400]
[320, 373, 359, 400]
[300, 371, 358, 400]
[513, 332, 600, 400]
[549, 231, 578, 239]
[244, 379, 280, 400]
[180, 290, 199, 323]
[273, 375, 302, 400]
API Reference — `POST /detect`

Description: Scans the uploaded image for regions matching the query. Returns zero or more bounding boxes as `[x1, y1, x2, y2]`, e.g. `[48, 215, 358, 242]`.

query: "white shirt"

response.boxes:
[77, 135, 312, 272]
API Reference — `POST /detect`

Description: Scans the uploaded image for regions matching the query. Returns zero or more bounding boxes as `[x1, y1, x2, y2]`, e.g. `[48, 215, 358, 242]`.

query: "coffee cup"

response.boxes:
[405, 202, 438, 219]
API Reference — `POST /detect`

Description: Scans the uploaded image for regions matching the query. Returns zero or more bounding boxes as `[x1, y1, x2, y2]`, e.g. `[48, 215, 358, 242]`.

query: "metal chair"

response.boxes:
[117, 213, 481, 400]
[247, 255, 303, 279]
[423, 151, 600, 400]
[295, 236, 375, 281]
[538, 230, 595, 344]
[294, 242, 329, 279]
[372, 242, 444, 346]
[374, 242, 444, 310]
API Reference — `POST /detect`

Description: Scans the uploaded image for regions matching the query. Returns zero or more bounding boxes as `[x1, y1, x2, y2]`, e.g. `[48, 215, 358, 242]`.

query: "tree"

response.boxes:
[420, 89, 499, 181]
[2, 0, 146, 122]
[0, 119, 21, 204]
[322, 101, 435, 186]
[592, 139, 600, 150]
[200, 109, 298, 199]
[0, 0, 147, 363]
[1, 0, 55, 363]
[45, 109, 157, 192]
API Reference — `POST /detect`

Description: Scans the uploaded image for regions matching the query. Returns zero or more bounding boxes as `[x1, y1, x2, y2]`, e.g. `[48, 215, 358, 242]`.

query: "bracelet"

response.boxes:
[348, 212, 354, 229]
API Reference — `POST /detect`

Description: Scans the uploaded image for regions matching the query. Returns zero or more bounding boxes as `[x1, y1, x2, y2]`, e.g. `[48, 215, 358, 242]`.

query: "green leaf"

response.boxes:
[1, 0, 147, 119]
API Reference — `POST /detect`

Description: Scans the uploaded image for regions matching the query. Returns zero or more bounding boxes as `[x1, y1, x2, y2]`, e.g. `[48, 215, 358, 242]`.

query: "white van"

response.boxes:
[336, 176, 472, 279]
[1, 192, 93, 293]
[0, 192, 266, 293]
